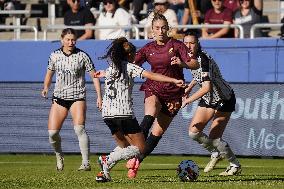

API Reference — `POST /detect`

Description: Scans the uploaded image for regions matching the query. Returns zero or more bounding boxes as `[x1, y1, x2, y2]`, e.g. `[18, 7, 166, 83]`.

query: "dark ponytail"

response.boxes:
[100, 37, 136, 78]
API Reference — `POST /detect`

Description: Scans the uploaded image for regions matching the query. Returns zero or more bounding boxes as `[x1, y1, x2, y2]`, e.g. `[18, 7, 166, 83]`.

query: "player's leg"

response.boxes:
[48, 100, 68, 171]
[140, 94, 161, 139]
[188, 106, 221, 172]
[209, 111, 241, 176]
[123, 119, 145, 179]
[141, 112, 173, 160]
[70, 100, 91, 171]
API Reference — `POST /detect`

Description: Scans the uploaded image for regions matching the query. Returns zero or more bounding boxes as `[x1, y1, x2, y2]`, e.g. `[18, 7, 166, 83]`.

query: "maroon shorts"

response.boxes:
[144, 90, 182, 117]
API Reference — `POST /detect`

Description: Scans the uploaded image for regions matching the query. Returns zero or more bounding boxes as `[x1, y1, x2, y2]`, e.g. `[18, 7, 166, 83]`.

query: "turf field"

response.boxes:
[0, 154, 283, 189]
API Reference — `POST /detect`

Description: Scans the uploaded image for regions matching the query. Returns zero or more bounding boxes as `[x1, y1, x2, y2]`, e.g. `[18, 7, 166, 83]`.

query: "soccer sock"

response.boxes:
[106, 146, 123, 169]
[139, 133, 162, 162]
[48, 130, 63, 157]
[107, 145, 140, 166]
[140, 115, 155, 139]
[74, 125, 90, 164]
[188, 131, 217, 154]
[212, 138, 240, 167]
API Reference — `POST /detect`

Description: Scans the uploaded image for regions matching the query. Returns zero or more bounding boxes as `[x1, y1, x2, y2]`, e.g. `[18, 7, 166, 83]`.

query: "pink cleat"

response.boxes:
[126, 157, 140, 179]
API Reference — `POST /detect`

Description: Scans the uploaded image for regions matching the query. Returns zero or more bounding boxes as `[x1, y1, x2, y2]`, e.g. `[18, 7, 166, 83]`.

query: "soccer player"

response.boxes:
[126, 13, 199, 178]
[177, 31, 242, 175]
[41, 28, 102, 171]
[94, 37, 185, 182]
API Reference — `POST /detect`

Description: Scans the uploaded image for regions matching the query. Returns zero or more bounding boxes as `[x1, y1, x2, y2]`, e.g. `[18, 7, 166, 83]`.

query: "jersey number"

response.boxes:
[107, 80, 117, 99]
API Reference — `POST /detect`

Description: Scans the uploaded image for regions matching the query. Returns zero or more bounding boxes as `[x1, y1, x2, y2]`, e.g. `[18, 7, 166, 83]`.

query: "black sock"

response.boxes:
[139, 133, 162, 162]
[140, 115, 155, 139]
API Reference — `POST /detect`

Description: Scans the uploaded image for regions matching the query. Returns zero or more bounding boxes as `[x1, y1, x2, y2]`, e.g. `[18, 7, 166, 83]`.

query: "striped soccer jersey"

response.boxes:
[102, 61, 144, 119]
[190, 50, 233, 105]
[47, 48, 95, 100]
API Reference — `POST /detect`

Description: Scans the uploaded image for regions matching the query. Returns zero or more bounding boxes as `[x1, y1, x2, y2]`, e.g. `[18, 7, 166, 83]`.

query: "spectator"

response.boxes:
[95, 0, 131, 40]
[131, 0, 153, 22]
[140, 0, 178, 38]
[223, 0, 239, 12]
[233, 0, 262, 38]
[168, 0, 185, 24]
[281, 16, 284, 38]
[202, 0, 234, 39]
[181, 0, 212, 34]
[64, 0, 96, 40]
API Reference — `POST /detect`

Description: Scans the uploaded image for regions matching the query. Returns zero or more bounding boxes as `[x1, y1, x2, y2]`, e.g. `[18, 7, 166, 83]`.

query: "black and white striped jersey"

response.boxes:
[102, 61, 144, 119]
[47, 48, 95, 100]
[190, 50, 233, 105]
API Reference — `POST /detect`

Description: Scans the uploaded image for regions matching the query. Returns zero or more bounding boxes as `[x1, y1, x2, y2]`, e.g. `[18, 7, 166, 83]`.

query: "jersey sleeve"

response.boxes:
[200, 53, 210, 82]
[134, 46, 147, 66]
[127, 63, 144, 79]
[47, 53, 56, 71]
[83, 53, 95, 72]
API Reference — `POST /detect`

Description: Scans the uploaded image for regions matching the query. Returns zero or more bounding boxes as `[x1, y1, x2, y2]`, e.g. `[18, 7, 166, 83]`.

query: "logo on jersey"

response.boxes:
[169, 47, 174, 54]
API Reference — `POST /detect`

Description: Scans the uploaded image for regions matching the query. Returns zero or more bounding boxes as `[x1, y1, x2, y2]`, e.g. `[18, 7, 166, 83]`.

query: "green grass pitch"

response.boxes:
[0, 154, 283, 189]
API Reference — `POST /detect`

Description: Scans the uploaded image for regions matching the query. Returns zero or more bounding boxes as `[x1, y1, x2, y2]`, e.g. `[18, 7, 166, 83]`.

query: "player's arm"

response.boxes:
[89, 69, 102, 111]
[142, 70, 184, 86]
[171, 56, 199, 70]
[182, 74, 211, 108]
[41, 69, 54, 98]
[184, 79, 197, 95]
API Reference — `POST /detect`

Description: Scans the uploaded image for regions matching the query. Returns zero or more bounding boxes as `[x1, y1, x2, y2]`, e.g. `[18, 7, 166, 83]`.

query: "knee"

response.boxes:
[74, 125, 86, 136]
[212, 138, 228, 149]
[188, 130, 200, 140]
[48, 130, 60, 143]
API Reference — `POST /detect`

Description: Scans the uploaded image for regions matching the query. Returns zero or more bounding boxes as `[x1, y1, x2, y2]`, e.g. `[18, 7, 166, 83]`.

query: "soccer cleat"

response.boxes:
[78, 162, 91, 171]
[95, 171, 111, 182]
[56, 155, 64, 171]
[204, 155, 222, 173]
[219, 165, 242, 176]
[98, 155, 111, 181]
[126, 157, 140, 179]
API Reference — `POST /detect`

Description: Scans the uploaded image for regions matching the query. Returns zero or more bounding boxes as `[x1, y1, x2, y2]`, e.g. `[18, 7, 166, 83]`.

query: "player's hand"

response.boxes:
[97, 96, 102, 111]
[41, 88, 48, 99]
[170, 56, 182, 66]
[181, 98, 191, 108]
[94, 70, 105, 78]
[174, 79, 185, 87]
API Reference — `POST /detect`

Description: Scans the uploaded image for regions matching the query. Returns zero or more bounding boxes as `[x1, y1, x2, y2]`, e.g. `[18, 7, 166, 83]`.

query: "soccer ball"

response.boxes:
[176, 160, 199, 182]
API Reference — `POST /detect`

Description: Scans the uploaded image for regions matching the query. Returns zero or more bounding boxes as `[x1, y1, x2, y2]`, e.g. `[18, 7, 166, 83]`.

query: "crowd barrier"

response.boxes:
[0, 83, 283, 156]
[0, 38, 283, 82]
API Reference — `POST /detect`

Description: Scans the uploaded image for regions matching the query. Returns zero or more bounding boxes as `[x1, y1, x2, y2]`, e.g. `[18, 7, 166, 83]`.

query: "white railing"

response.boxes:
[43, 25, 140, 40]
[177, 24, 244, 39]
[0, 10, 41, 40]
[250, 23, 283, 39]
[0, 25, 38, 40]
[135, 24, 244, 39]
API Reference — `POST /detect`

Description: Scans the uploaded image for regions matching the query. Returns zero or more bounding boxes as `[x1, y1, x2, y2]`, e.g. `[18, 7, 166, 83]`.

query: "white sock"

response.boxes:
[211, 151, 220, 158]
[48, 130, 63, 157]
[107, 145, 140, 166]
[74, 125, 90, 164]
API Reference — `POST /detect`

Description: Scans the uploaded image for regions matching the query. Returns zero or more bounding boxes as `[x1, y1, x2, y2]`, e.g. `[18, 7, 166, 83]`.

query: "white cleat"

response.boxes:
[78, 162, 91, 171]
[204, 155, 222, 173]
[219, 165, 242, 176]
[98, 155, 111, 181]
[56, 155, 64, 171]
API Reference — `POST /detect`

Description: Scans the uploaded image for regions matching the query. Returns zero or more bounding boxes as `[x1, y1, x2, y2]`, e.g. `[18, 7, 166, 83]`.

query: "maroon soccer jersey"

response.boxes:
[135, 38, 193, 100]
[204, 8, 233, 38]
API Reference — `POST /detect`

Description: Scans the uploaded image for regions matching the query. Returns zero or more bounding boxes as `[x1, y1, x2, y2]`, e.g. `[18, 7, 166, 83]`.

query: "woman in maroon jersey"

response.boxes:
[126, 13, 199, 178]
